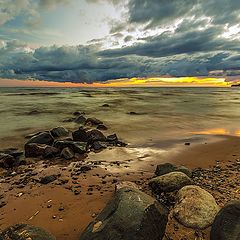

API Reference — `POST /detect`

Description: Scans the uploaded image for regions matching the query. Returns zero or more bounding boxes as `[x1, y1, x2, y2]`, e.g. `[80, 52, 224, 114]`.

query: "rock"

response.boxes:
[53, 141, 87, 154]
[50, 127, 69, 138]
[106, 134, 118, 142]
[26, 132, 54, 145]
[1, 148, 23, 159]
[81, 187, 169, 240]
[25, 144, 59, 158]
[85, 118, 103, 126]
[40, 175, 57, 184]
[0, 153, 15, 168]
[96, 124, 108, 131]
[72, 128, 89, 142]
[0, 223, 56, 240]
[75, 115, 87, 124]
[210, 200, 240, 240]
[101, 104, 110, 107]
[87, 130, 106, 142]
[173, 185, 220, 229]
[61, 147, 75, 160]
[92, 141, 107, 151]
[155, 163, 192, 178]
[149, 172, 192, 193]
[73, 111, 85, 116]
[115, 181, 139, 191]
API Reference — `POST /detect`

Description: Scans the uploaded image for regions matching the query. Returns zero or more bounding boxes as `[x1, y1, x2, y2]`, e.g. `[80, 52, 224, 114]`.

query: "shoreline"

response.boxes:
[0, 134, 240, 239]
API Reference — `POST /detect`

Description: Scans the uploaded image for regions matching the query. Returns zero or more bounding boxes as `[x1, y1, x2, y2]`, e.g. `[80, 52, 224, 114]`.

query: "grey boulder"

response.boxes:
[80, 187, 168, 240]
[50, 127, 69, 138]
[26, 132, 54, 145]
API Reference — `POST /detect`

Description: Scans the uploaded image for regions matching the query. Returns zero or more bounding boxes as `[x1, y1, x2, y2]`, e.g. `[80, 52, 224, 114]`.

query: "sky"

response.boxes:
[0, 0, 240, 87]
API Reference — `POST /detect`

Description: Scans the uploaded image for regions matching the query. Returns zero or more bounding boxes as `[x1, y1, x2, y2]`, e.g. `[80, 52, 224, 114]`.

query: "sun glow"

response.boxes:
[0, 76, 231, 88]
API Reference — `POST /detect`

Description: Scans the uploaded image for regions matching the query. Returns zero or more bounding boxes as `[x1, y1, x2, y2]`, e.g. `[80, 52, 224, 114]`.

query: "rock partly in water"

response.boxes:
[40, 175, 57, 184]
[50, 127, 69, 138]
[61, 147, 75, 160]
[81, 187, 169, 240]
[173, 185, 220, 229]
[75, 115, 87, 124]
[155, 163, 192, 178]
[85, 118, 103, 126]
[91, 141, 107, 151]
[26, 132, 54, 145]
[149, 172, 192, 193]
[210, 200, 240, 240]
[53, 141, 87, 154]
[96, 124, 108, 131]
[0, 223, 56, 240]
[87, 130, 106, 142]
[25, 143, 59, 158]
[72, 128, 89, 142]
[0, 153, 15, 168]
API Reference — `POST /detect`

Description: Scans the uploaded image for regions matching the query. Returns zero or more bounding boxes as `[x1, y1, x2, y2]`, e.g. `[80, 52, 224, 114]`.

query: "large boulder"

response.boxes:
[72, 128, 89, 142]
[155, 163, 192, 178]
[149, 172, 192, 193]
[50, 127, 69, 138]
[210, 200, 240, 240]
[25, 143, 59, 158]
[26, 132, 54, 145]
[0, 223, 56, 240]
[0, 153, 15, 168]
[53, 141, 87, 154]
[80, 187, 169, 240]
[173, 185, 219, 229]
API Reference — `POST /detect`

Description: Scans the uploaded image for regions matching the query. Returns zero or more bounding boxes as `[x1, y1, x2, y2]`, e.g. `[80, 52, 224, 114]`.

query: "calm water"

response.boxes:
[0, 87, 240, 149]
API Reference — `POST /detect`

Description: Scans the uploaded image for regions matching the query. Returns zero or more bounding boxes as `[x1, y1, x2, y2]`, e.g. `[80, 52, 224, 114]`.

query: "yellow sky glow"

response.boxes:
[0, 76, 234, 87]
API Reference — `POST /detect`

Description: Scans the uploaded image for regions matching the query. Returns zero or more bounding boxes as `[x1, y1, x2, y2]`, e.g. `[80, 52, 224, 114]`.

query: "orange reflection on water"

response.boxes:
[192, 128, 240, 136]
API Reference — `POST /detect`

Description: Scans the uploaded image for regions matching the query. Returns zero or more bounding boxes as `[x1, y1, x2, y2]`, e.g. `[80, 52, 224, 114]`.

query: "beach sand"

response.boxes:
[0, 135, 239, 239]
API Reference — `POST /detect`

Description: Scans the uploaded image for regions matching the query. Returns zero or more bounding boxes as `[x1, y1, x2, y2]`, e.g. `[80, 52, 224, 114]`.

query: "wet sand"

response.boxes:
[0, 135, 240, 239]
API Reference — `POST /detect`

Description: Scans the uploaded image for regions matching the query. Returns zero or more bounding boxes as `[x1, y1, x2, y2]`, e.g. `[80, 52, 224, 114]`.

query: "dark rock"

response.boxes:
[92, 141, 107, 151]
[210, 200, 240, 240]
[75, 115, 87, 124]
[155, 163, 192, 178]
[25, 131, 42, 139]
[81, 187, 169, 240]
[128, 111, 138, 115]
[85, 118, 103, 126]
[25, 144, 59, 158]
[96, 124, 108, 131]
[0, 223, 56, 240]
[106, 134, 118, 142]
[0, 154, 15, 168]
[72, 128, 89, 142]
[87, 130, 106, 142]
[101, 104, 110, 107]
[185, 142, 191, 146]
[53, 141, 87, 154]
[73, 111, 85, 116]
[50, 127, 69, 138]
[61, 147, 75, 160]
[26, 132, 54, 145]
[149, 172, 193, 193]
[40, 175, 57, 184]
[1, 148, 23, 159]
[80, 165, 92, 173]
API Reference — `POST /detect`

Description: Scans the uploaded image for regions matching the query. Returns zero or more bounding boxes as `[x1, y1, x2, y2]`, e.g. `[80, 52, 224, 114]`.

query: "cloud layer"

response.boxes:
[0, 0, 240, 83]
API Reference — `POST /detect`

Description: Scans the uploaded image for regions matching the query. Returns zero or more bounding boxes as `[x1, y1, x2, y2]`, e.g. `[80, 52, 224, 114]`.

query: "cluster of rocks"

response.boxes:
[0, 113, 127, 171]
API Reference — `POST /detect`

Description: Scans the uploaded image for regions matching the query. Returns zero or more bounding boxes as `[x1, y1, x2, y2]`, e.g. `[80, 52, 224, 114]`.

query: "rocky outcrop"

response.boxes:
[149, 172, 192, 193]
[173, 185, 219, 229]
[0, 223, 56, 240]
[80, 186, 169, 240]
[210, 200, 240, 240]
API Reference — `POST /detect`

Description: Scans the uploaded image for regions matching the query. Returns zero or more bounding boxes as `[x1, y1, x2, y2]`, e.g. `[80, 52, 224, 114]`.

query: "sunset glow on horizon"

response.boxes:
[0, 76, 233, 88]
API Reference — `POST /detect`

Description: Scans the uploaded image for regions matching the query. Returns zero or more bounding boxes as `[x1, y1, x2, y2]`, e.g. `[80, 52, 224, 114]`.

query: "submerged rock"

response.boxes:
[155, 163, 192, 178]
[0, 153, 15, 168]
[53, 141, 87, 154]
[173, 185, 219, 229]
[81, 187, 168, 240]
[50, 127, 69, 138]
[26, 132, 54, 145]
[25, 143, 59, 158]
[149, 172, 192, 193]
[0, 223, 56, 240]
[61, 147, 75, 160]
[210, 200, 240, 240]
